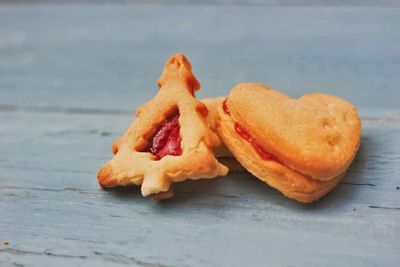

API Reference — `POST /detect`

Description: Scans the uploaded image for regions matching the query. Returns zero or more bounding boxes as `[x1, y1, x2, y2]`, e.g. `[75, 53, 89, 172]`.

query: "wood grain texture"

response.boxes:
[1, 4, 400, 267]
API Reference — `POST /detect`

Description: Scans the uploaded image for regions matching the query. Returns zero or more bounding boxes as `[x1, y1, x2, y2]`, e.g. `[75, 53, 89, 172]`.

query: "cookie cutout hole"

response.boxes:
[137, 107, 182, 160]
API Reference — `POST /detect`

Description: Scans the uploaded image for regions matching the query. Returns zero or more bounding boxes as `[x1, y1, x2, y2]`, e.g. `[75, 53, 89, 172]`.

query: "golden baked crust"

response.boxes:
[202, 97, 245, 172]
[217, 83, 361, 202]
[217, 101, 344, 203]
[227, 83, 361, 181]
[97, 53, 228, 198]
[202, 97, 225, 132]
[202, 97, 235, 158]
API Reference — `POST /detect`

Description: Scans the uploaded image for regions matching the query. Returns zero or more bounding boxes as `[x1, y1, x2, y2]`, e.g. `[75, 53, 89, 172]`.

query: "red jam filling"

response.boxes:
[222, 99, 231, 115]
[145, 114, 182, 160]
[223, 99, 276, 161]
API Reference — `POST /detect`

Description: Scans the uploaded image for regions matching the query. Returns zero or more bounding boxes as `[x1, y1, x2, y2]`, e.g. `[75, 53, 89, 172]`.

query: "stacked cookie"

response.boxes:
[97, 53, 361, 203]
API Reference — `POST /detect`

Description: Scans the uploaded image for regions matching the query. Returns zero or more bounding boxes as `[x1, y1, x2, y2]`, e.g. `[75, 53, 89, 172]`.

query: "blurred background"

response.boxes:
[1, 1, 399, 115]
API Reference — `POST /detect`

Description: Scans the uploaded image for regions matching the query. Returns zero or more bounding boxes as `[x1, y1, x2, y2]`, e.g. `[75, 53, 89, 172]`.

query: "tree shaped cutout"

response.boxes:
[97, 53, 228, 198]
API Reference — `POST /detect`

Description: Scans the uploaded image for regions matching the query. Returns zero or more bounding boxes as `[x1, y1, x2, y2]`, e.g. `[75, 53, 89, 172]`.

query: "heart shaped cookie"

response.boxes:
[217, 83, 361, 202]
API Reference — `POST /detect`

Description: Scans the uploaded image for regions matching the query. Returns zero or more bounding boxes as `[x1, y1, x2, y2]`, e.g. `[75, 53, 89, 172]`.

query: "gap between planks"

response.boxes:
[1, 104, 400, 124]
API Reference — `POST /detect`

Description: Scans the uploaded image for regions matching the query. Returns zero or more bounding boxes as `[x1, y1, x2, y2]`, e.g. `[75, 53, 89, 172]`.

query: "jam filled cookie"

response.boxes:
[217, 83, 361, 203]
[97, 53, 228, 199]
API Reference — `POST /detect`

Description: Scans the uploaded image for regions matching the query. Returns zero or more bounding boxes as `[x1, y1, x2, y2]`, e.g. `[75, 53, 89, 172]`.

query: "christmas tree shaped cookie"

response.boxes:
[97, 53, 228, 199]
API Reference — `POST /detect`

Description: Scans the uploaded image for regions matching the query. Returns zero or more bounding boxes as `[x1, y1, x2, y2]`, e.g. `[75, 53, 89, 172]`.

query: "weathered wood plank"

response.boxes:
[1, 109, 399, 267]
[1, 4, 400, 267]
[1, 5, 400, 112]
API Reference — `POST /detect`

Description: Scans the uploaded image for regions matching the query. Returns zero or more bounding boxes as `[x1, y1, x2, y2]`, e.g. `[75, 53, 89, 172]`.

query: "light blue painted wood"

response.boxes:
[0, 4, 400, 267]
[0, 5, 400, 113]
[1, 111, 399, 267]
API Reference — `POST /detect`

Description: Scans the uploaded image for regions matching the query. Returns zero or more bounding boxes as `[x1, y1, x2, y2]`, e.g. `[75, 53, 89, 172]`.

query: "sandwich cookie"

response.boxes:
[217, 83, 361, 202]
[97, 53, 228, 199]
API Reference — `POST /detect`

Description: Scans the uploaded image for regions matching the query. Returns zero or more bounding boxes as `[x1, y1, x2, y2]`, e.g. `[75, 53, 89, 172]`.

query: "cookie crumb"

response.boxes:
[2, 240, 9, 245]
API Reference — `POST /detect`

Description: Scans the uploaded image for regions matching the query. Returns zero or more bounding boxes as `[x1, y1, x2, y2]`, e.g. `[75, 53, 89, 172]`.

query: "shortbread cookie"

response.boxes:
[217, 83, 361, 202]
[97, 53, 228, 199]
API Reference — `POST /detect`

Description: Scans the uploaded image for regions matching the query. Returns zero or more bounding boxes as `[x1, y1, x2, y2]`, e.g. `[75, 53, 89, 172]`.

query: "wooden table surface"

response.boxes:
[1, 3, 400, 267]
